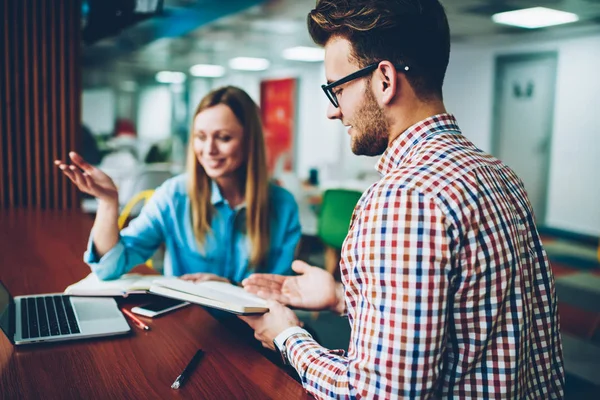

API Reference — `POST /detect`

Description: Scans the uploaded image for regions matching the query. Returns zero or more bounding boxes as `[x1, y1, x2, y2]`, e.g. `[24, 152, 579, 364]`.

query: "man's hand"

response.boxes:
[242, 260, 345, 314]
[179, 273, 230, 284]
[239, 300, 301, 351]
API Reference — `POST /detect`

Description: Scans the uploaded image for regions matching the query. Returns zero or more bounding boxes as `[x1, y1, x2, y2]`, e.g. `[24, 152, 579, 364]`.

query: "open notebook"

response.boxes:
[64, 273, 158, 297]
[149, 279, 269, 315]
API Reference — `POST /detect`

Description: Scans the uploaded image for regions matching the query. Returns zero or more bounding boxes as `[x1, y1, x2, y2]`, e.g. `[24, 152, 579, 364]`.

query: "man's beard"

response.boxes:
[349, 84, 390, 156]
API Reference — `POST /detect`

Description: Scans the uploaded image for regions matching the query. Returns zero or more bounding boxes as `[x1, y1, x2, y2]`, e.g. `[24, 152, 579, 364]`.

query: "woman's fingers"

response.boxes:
[69, 165, 87, 188]
[69, 151, 94, 174]
[55, 158, 106, 198]
[181, 273, 211, 283]
[180, 274, 201, 281]
[81, 171, 96, 192]
[56, 161, 76, 181]
[179, 273, 230, 284]
[55, 160, 79, 182]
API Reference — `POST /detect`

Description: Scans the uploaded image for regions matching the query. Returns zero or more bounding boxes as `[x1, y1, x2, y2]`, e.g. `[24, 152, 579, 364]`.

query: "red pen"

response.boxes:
[122, 308, 151, 331]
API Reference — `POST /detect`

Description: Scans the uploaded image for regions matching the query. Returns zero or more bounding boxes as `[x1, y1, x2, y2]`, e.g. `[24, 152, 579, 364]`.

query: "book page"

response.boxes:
[153, 279, 267, 307]
[65, 273, 158, 295]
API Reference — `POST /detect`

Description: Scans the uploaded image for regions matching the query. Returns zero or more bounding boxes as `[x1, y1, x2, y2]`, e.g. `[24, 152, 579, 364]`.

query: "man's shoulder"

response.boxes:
[365, 154, 475, 210]
[372, 165, 449, 198]
[384, 134, 489, 195]
[366, 174, 431, 202]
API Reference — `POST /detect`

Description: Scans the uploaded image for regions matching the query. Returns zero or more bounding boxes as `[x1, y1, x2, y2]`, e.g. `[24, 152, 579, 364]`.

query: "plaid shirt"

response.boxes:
[287, 114, 564, 399]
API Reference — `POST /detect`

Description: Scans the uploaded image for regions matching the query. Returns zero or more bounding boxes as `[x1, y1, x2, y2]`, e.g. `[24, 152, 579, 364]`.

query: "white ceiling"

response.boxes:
[84, 0, 600, 87]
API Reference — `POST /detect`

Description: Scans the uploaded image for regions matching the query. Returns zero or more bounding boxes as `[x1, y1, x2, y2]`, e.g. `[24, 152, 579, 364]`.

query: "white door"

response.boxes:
[493, 53, 557, 223]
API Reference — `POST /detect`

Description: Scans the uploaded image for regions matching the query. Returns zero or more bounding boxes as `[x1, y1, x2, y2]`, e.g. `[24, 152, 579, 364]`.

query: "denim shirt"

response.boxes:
[84, 174, 301, 283]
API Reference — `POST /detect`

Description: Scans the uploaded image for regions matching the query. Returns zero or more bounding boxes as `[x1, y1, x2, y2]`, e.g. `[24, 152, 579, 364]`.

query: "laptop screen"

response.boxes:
[0, 281, 14, 342]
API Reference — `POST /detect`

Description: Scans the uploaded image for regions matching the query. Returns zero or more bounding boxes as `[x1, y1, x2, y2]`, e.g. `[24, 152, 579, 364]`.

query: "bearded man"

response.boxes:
[240, 1, 565, 398]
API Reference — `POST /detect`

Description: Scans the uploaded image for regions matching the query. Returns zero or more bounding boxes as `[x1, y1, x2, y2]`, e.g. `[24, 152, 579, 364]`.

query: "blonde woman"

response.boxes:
[55, 86, 301, 284]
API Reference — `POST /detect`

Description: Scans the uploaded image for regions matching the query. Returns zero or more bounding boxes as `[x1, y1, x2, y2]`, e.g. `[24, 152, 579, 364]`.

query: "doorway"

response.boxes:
[492, 52, 558, 224]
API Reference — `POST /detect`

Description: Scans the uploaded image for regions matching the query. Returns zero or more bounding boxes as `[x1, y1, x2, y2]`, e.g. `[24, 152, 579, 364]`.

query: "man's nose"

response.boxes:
[326, 102, 341, 120]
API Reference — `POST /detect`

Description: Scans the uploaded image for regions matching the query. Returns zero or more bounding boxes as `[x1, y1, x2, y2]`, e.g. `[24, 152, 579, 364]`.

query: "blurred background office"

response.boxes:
[1, 0, 599, 397]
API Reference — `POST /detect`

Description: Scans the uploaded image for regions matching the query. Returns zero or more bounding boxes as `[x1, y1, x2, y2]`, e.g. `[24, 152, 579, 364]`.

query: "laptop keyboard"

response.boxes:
[20, 296, 80, 339]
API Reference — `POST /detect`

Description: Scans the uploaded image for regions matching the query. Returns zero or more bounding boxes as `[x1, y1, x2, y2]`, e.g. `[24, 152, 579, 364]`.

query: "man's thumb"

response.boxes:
[291, 260, 310, 274]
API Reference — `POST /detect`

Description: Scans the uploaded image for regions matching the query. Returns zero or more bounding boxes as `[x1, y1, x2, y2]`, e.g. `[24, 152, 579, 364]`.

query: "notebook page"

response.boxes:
[65, 273, 158, 294]
[153, 279, 267, 307]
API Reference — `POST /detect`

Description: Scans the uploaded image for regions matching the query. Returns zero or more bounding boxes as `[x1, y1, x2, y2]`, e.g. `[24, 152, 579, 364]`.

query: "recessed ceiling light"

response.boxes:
[282, 46, 325, 62]
[228, 57, 270, 71]
[492, 7, 579, 29]
[189, 64, 225, 78]
[155, 71, 186, 84]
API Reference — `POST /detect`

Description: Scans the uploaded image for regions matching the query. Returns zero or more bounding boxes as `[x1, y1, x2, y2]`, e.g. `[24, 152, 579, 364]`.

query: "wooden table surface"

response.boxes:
[0, 209, 311, 399]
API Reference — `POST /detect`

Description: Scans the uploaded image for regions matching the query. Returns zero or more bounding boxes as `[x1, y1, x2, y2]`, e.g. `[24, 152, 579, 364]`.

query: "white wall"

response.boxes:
[82, 88, 115, 135]
[548, 35, 600, 235]
[134, 85, 173, 161]
[294, 64, 347, 180]
[444, 34, 600, 236]
[136, 85, 172, 143]
[189, 79, 212, 122]
[444, 46, 494, 152]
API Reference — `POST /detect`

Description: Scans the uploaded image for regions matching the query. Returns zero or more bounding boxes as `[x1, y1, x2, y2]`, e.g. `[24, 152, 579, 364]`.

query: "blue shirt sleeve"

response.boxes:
[83, 181, 171, 280]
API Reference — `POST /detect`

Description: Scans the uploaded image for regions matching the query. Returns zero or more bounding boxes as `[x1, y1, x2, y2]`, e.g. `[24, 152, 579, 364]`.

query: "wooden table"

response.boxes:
[0, 210, 311, 399]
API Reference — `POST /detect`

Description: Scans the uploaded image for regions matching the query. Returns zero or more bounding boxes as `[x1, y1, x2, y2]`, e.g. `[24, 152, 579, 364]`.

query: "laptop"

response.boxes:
[0, 280, 131, 345]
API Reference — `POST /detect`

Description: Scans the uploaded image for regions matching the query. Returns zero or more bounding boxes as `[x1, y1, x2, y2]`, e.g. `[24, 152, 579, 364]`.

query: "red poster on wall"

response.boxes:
[260, 78, 296, 175]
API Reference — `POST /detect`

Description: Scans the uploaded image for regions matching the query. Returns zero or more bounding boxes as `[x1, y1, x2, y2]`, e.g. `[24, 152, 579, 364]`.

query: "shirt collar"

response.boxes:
[210, 179, 246, 210]
[210, 180, 224, 205]
[375, 113, 460, 176]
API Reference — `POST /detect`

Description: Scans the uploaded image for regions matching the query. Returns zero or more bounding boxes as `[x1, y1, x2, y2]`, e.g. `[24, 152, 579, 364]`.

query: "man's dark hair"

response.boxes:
[308, 0, 450, 100]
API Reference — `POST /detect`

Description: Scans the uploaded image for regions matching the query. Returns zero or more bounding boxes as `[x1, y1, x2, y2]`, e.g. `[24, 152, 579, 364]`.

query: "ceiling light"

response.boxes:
[228, 57, 270, 71]
[155, 71, 186, 84]
[282, 46, 325, 62]
[492, 7, 579, 29]
[189, 64, 225, 78]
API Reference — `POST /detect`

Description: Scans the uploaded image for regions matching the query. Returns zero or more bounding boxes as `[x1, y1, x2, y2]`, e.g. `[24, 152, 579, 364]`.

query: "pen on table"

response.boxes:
[171, 349, 204, 390]
[121, 308, 151, 331]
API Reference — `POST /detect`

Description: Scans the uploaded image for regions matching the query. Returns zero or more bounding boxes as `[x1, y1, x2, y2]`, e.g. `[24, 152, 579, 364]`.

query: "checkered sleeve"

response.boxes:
[286, 186, 452, 399]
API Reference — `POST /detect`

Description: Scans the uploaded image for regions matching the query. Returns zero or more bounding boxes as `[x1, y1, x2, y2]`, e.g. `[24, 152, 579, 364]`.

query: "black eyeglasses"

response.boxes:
[321, 62, 410, 108]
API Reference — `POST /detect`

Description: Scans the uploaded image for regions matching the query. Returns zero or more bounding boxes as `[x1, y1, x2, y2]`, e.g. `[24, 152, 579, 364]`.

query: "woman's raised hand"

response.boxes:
[54, 151, 118, 203]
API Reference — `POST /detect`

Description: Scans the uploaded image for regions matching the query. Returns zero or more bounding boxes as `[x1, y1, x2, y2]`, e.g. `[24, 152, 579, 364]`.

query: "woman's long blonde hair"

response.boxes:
[187, 86, 270, 269]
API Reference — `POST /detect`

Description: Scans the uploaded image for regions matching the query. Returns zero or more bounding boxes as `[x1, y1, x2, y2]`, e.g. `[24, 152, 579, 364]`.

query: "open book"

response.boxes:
[64, 273, 158, 297]
[149, 279, 269, 315]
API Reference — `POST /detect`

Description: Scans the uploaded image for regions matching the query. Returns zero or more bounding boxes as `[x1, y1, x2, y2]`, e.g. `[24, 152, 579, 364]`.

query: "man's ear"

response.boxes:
[374, 61, 398, 106]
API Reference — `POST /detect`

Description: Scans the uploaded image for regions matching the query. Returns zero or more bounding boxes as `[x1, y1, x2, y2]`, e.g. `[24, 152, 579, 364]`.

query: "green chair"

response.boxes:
[317, 189, 363, 277]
